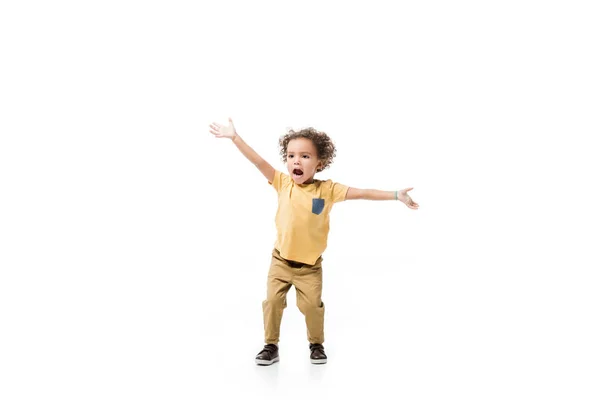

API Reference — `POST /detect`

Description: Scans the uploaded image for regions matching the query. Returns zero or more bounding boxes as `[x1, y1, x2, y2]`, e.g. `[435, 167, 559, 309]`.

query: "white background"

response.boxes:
[1, 1, 599, 399]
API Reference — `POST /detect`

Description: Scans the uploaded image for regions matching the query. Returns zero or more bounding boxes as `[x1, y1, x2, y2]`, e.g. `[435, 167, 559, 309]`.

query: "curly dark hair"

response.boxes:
[278, 127, 337, 173]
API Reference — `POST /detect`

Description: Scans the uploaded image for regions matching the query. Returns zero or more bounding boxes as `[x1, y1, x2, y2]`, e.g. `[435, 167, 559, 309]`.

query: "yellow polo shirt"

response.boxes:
[268, 170, 349, 265]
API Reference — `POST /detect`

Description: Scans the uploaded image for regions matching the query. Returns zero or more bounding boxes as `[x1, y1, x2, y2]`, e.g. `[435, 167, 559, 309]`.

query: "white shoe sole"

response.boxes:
[310, 358, 327, 364]
[255, 356, 279, 366]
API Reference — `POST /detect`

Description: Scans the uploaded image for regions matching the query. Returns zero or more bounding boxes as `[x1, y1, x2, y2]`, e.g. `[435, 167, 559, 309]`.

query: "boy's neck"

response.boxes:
[297, 177, 316, 185]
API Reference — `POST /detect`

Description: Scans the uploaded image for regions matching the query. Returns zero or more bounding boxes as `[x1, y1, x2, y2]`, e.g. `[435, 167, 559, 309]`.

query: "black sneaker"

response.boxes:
[255, 344, 279, 366]
[309, 343, 327, 364]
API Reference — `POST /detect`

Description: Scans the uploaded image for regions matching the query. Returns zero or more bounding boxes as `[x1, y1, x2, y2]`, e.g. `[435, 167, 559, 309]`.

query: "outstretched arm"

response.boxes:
[346, 187, 419, 210]
[209, 118, 275, 182]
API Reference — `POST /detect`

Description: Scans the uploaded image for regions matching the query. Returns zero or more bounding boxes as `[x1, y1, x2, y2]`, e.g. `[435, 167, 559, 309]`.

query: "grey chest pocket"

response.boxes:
[312, 198, 325, 215]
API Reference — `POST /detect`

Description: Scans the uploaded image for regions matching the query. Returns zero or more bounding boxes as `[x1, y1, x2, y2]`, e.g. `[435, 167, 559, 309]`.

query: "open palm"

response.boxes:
[209, 118, 237, 139]
[398, 188, 419, 210]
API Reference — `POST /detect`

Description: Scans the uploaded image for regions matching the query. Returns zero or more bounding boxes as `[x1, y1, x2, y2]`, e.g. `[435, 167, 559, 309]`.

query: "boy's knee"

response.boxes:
[297, 300, 324, 314]
[263, 297, 287, 310]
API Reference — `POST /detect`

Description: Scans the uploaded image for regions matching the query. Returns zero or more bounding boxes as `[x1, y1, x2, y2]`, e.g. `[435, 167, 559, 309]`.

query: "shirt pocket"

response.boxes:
[312, 198, 325, 215]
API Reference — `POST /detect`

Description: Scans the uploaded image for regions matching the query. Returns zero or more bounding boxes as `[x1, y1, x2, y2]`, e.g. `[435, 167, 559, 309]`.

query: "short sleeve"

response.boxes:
[268, 170, 280, 190]
[268, 170, 290, 193]
[329, 181, 349, 203]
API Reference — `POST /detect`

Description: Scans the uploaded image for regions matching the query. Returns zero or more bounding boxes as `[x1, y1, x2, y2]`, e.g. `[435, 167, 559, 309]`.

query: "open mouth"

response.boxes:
[293, 168, 304, 177]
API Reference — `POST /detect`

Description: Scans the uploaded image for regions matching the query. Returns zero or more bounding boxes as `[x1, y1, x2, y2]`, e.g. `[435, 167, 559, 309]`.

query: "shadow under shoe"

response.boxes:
[255, 344, 279, 366]
[309, 343, 327, 364]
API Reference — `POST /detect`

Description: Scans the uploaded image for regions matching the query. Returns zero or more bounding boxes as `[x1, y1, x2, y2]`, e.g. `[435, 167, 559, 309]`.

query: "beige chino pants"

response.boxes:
[262, 248, 325, 345]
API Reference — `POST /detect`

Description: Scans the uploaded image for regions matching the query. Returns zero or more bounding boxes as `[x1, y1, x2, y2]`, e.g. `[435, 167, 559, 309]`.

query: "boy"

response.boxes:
[209, 118, 418, 365]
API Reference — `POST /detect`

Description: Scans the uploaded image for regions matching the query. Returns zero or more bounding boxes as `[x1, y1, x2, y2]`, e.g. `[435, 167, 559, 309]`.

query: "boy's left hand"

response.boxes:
[398, 188, 419, 210]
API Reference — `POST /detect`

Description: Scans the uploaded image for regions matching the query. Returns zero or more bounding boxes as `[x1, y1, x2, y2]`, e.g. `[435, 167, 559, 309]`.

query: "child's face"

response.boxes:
[286, 138, 323, 185]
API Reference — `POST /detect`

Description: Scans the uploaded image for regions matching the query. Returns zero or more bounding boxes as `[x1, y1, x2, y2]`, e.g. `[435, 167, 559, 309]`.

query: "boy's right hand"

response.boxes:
[209, 118, 238, 140]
